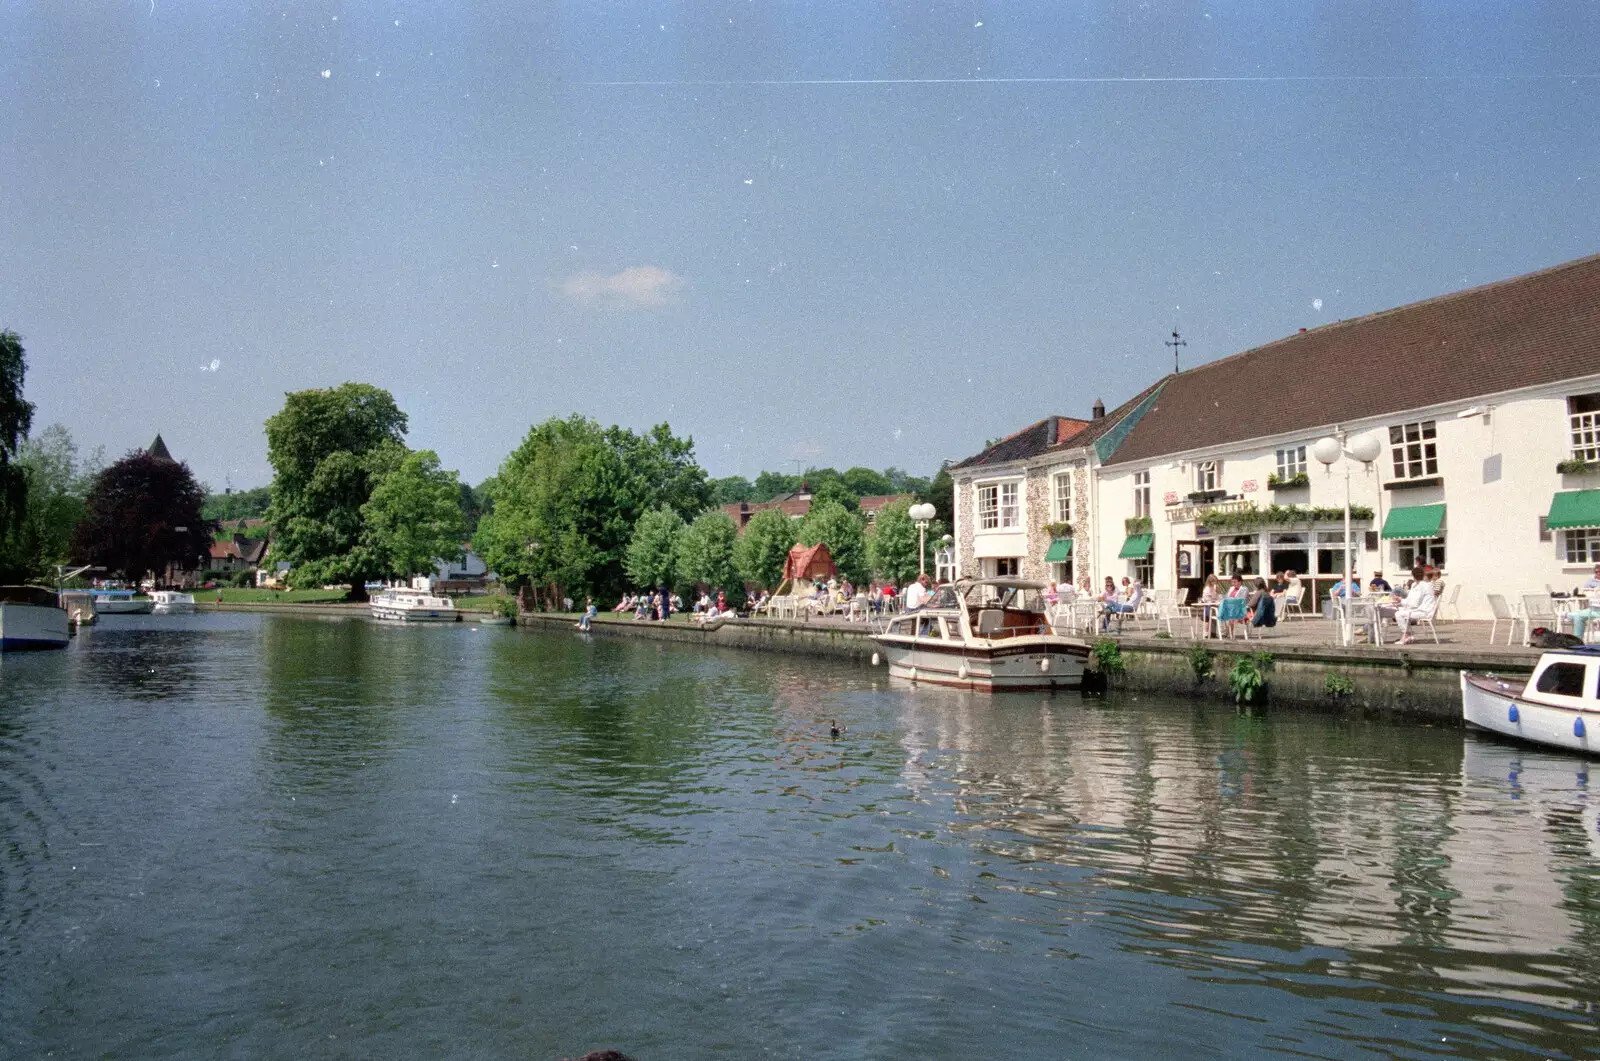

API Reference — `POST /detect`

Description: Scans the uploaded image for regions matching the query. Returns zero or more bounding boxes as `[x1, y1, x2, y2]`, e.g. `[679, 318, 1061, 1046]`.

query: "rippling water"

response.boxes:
[2, 613, 1598, 1059]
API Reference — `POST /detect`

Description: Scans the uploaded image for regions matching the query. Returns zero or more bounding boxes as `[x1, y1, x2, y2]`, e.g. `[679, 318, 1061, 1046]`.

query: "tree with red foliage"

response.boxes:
[73, 450, 217, 585]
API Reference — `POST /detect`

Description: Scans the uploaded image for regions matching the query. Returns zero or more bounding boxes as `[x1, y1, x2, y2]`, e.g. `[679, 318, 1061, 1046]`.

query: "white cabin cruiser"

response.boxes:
[90, 588, 153, 614]
[150, 590, 196, 614]
[370, 578, 459, 623]
[1461, 647, 1600, 755]
[871, 578, 1091, 692]
[0, 586, 70, 651]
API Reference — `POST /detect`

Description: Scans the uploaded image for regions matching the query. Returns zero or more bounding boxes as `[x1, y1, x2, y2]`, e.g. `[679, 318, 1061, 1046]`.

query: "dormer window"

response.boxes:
[1569, 393, 1600, 461]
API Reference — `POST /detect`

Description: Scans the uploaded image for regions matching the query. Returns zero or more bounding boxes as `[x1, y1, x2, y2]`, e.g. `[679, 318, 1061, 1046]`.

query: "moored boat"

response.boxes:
[150, 590, 196, 614]
[90, 588, 154, 614]
[871, 578, 1090, 691]
[1460, 648, 1600, 755]
[0, 586, 70, 651]
[370, 578, 459, 623]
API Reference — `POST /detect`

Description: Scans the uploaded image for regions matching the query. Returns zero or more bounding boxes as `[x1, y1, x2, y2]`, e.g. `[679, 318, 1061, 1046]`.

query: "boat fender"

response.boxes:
[1576, 716, 1588, 739]
[908, 667, 918, 682]
[958, 663, 968, 680]
[1039, 658, 1050, 673]
[1508, 704, 1520, 724]
[871, 652, 880, 667]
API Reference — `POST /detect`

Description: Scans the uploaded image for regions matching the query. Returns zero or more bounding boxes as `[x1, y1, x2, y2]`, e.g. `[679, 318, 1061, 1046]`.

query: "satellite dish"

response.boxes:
[1312, 437, 1343, 466]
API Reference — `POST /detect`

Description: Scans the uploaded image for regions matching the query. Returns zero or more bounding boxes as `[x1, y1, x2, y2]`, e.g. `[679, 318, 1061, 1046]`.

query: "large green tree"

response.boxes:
[752, 471, 799, 502]
[711, 475, 754, 505]
[624, 505, 685, 590]
[475, 415, 710, 602]
[866, 499, 921, 585]
[842, 466, 892, 497]
[676, 510, 741, 603]
[0, 424, 98, 582]
[202, 486, 272, 523]
[265, 384, 408, 598]
[733, 507, 797, 590]
[0, 330, 35, 577]
[361, 450, 465, 579]
[798, 500, 867, 585]
[73, 450, 216, 584]
[923, 464, 955, 528]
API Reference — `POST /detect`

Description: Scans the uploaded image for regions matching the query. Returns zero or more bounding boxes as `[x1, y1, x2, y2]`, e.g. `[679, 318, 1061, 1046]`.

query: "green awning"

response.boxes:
[1043, 538, 1073, 563]
[1118, 533, 1154, 559]
[1547, 490, 1600, 530]
[1380, 503, 1446, 540]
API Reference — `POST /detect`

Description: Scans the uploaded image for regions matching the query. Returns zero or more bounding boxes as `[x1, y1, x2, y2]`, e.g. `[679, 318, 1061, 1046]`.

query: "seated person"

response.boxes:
[1100, 579, 1143, 631]
[1248, 578, 1277, 628]
[1368, 571, 1391, 593]
[1379, 565, 1437, 643]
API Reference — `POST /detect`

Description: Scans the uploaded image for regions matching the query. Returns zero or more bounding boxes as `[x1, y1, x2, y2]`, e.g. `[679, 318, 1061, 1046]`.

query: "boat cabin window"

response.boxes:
[916, 616, 943, 638]
[1535, 661, 1588, 698]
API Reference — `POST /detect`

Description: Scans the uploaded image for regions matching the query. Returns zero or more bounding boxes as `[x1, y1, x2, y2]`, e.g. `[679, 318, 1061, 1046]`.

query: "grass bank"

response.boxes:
[200, 588, 350, 604]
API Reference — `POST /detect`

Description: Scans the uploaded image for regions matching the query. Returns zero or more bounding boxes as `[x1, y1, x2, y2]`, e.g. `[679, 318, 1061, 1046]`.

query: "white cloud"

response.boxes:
[560, 265, 683, 308]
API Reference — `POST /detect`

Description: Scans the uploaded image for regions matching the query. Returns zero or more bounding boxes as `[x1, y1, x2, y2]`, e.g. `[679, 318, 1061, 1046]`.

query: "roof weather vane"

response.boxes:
[1166, 328, 1187, 374]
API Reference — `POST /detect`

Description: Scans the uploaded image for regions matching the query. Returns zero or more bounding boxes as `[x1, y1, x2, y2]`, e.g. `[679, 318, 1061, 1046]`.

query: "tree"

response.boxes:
[676, 510, 741, 603]
[606, 422, 713, 520]
[624, 505, 685, 590]
[0, 331, 35, 573]
[867, 499, 921, 585]
[0, 424, 95, 582]
[360, 450, 465, 579]
[752, 471, 798, 502]
[265, 383, 409, 598]
[73, 450, 216, 584]
[842, 466, 892, 497]
[711, 475, 753, 505]
[798, 500, 867, 585]
[809, 477, 858, 512]
[923, 464, 955, 529]
[733, 507, 797, 590]
[202, 486, 272, 523]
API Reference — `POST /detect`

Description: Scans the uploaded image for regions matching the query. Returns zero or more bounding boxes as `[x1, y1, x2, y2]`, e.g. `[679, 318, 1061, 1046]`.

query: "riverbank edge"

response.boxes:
[517, 612, 1533, 722]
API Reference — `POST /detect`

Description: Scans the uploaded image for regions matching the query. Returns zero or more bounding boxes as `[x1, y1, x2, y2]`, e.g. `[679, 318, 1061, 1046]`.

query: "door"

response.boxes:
[1175, 540, 1213, 604]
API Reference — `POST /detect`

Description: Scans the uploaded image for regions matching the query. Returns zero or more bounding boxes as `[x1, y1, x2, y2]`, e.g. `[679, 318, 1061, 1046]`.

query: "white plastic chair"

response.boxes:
[1486, 594, 1525, 646]
[1280, 583, 1307, 620]
[1438, 583, 1462, 621]
[1522, 593, 1562, 642]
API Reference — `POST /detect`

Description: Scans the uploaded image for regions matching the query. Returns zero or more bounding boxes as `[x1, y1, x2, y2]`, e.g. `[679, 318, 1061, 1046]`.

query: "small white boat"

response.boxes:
[370, 579, 459, 623]
[150, 590, 196, 614]
[0, 586, 70, 651]
[871, 577, 1091, 692]
[90, 588, 154, 614]
[1460, 649, 1600, 755]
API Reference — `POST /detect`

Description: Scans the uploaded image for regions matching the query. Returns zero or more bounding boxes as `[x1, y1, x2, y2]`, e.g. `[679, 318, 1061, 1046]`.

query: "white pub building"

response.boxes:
[953, 252, 1600, 620]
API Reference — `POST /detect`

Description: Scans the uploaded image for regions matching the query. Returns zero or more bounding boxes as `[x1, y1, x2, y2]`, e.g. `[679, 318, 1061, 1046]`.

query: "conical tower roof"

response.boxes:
[147, 433, 173, 461]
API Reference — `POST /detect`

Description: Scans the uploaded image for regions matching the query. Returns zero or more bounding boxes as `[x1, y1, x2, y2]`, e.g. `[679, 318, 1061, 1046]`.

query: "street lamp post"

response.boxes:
[1313, 431, 1382, 645]
[909, 502, 937, 576]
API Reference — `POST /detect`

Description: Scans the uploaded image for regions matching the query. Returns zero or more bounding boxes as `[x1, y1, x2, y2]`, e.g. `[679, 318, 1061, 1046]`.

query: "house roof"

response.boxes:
[952, 415, 1095, 470]
[1102, 252, 1600, 466]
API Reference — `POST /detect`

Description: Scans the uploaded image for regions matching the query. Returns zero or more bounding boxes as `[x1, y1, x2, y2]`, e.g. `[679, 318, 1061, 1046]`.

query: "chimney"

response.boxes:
[1092, 398, 1105, 420]
[1048, 415, 1060, 441]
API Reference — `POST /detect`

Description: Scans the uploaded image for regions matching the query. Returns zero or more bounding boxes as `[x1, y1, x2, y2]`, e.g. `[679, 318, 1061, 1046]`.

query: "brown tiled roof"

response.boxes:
[1103, 252, 1600, 465]
[953, 415, 1096, 469]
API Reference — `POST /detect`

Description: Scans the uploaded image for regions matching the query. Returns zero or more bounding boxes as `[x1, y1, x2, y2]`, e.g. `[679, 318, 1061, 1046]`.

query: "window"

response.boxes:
[1396, 538, 1446, 570]
[1219, 534, 1259, 576]
[1195, 460, 1220, 492]
[993, 557, 1019, 577]
[1052, 558, 1074, 587]
[1132, 555, 1154, 588]
[1276, 446, 1307, 479]
[1389, 420, 1439, 479]
[999, 482, 1019, 528]
[1052, 471, 1073, 524]
[978, 484, 998, 530]
[1133, 471, 1151, 518]
[1316, 530, 1357, 576]
[1268, 532, 1310, 579]
[1564, 528, 1600, 563]
[1536, 662, 1587, 698]
[1569, 394, 1600, 461]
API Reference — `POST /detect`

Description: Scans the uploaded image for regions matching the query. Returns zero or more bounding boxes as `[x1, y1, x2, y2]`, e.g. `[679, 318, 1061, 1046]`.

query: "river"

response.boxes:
[2, 612, 1597, 1059]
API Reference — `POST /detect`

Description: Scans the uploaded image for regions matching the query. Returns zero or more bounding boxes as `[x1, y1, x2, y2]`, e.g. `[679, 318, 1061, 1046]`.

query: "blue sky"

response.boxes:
[4, 1, 1598, 490]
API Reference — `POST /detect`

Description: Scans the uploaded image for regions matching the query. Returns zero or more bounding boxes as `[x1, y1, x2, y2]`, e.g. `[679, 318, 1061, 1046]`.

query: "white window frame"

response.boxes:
[1563, 528, 1600, 564]
[1133, 471, 1151, 518]
[1570, 394, 1600, 461]
[1052, 471, 1073, 524]
[1275, 446, 1307, 479]
[1195, 460, 1220, 493]
[998, 482, 1020, 529]
[977, 484, 999, 530]
[1395, 537, 1446, 570]
[1388, 420, 1439, 480]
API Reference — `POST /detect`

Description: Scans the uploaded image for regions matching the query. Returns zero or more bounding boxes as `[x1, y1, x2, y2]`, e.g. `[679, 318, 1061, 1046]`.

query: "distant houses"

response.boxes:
[950, 251, 1600, 620]
[720, 482, 914, 532]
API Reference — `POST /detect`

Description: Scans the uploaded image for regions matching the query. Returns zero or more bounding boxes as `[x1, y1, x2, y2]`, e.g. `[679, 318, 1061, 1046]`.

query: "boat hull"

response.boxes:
[1461, 672, 1600, 756]
[94, 598, 154, 614]
[874, 635, 1089, 692]
[0, 601, 70, 651]
[370, 604, 458, 623]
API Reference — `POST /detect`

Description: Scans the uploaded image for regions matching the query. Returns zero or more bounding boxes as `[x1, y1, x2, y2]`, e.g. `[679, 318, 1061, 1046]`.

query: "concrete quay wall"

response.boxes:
[518, 613, 1531, 722]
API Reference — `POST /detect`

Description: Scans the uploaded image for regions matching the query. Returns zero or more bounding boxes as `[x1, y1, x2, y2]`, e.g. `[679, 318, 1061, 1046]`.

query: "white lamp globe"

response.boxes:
[909, 502, 937, 521]
[1312, 436, 1343, 466]
[1348, 433, 1383, 464]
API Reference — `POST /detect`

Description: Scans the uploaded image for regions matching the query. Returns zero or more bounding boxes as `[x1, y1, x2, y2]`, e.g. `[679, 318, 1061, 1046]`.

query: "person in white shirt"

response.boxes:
[1583, 563, 1600, 593]
[1380, 564, 1437, 643]
[904, 574, 931, 611]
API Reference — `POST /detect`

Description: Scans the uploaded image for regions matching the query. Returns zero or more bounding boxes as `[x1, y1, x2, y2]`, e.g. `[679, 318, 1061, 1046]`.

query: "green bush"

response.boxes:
[1091, 638, 1126, 676]
[1324, 672, 1355, 697]
[231, 569, 256, 587]
[1187, 642, 1213, 682]
[1229, 652, 1274, 705]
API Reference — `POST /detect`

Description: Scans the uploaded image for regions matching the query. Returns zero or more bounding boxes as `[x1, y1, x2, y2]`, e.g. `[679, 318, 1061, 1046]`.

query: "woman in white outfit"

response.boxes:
[1381, 564, 1437, 644]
